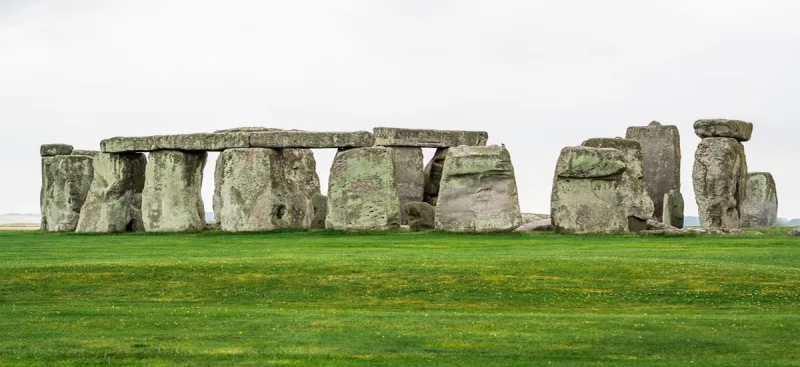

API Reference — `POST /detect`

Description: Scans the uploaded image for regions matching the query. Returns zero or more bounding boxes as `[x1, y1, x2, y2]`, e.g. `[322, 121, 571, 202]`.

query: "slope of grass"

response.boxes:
[1, 229, 798, 366]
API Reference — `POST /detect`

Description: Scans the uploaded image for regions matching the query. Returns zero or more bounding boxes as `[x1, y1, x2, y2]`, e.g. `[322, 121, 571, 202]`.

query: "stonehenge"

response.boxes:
[625, 121, 681, 223]
[692, 119, 751, 229]
[40, 151, 94, 231]
[141, 150, 207, 232]
[405, 201, 435, 231]
[741, 172, 778, 227]
[76, 152, 147, 233]
[662, 189, 685, 228]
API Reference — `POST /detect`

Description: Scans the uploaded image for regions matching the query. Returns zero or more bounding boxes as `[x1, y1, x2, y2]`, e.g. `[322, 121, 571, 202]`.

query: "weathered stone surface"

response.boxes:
[214, 127, 284, 133]
[692, 137, 748, 228]
[423, 148, 448, 205]
[551, 146, 627, 234]
[694, 119, 754, 141]
[141, 150, 207, 232]
[101, 133, 250, 153]
[625, 121, 681, 221]
[435, 145, 522, 232]
[742, 172, 778, 227]
[40, 144, 73, 157]
[311, 194, 328, 229]
[389, 147, 424, 224]
[515, 219, 552, 232]
[76, 153, 147, 233]
[662, 189, 685, 228]
[522, 213, 550, 223]
[326, 147, 401, 230]
[789, 228, 800, 236]
[581, 138, 654, 231]
[71, 150, 100, 157]
[216, 148, 320, 232]
[40, 155, 93, 231]
[405, 201, 435, 231]
[373, 127, 488, 147]
[555, 146, 626, 179]
[250, 131, 374, 148]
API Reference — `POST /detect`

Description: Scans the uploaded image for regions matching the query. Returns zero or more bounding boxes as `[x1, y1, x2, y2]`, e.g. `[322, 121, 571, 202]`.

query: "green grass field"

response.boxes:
[1, 229, 799, 366]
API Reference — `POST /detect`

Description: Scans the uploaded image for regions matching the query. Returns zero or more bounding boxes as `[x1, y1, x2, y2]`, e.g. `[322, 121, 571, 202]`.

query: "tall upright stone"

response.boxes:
[551, 146, 628, 234]
[76, 153, 147, 233]
[581, 138, 654, 232]
[40, 154, 94, 231]
[388, 147, 424, 224]
[625, 121, 681, 222]
[692, 136, 748, 228]
[142, 150, 207, 232]
[435, 145, 522, 232]
[742, 172, 778, 227]
[423, 148, 448, 206]
[326, 147, 401, 230]
[216, 148, 320, 232]
[662, 189, 685, 228]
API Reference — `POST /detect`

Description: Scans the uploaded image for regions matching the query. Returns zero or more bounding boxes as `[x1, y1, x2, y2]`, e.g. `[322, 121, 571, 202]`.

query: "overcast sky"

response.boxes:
[1, 0, 799, 217]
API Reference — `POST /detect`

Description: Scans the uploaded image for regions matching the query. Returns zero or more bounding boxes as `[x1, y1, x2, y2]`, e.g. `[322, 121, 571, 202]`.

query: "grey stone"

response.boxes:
[514, 219, 552, 232]
[71, 150, 100, 157]
[789, 228, 800, 236]
[551, 146, 627, 234]
[555, 146, 626, 179]
[405, 201, 435, 231]
[40, 155, 93, 231]
[311, 194, 328, 229]
[40, 144, 74, 157]
[694, 119, 754, 141]
[692, 137, 748, 228]
[101, 133, 250, 153]
[742, 172, 778, 227]
[214, 127, 285, 133]
[388, 147, 424, 224]
[423, 148, 448, 205]
[141, 150, 207, 232]
[522, 213, 550, 222]
[250, 131, 374, 148]
[581, 138, 654, 231]
[662, 189, 685, 228]
[435, 145, 522, 232]
[326, 147, 401, 230]
[76, 153, 147, 233]
[625, 121, 681, 222]
[373, 127, 488, 147]
[216, 148, 320, 232]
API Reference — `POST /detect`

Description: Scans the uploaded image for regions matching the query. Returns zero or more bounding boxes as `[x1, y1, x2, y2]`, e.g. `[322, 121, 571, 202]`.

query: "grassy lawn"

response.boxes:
[0, 229, 799, 366]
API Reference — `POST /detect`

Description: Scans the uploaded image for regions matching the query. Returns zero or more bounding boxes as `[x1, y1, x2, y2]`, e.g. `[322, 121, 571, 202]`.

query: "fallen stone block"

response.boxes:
[514, 219, 552, 232]
[742, 172, 778, 227]
[694, 119, 754, 142]
[373, 127, 488, 147]
[40, 144, 74, 157]
[389, 147, 424, 224]
[405, 201, 435, 231]
[311, 194, 328, 229]
[250, 131, 374, 148]
[40, 155, 93, 231]
[141, 150, 207, 232]
[625, 121, 681, 222]
[76, 152, 147, 233]
[435, 145, 522, 232]
[789, 228, 800, 236]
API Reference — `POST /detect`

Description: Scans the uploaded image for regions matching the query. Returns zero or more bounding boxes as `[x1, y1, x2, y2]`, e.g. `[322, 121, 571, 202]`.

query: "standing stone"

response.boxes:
[551, 146, 628, 234]
[662, 189, 684, 228]
[405, 202, 435, 231]
[326, 147, 401, 230]
[142, 150, 207, 232]
[742, 172, 778, 227]
[581, 138, 654, 232]
[76, 153, 147, 233]
[388, 147, 424, 224]
[311, 194, 328, 229]
[40, 155, 94, 231]
[625, 121, 681, 222]
[692, 137, 747, 228]
[423, 148, 448, 206]
[216, 148, 320, 232]
[435, 145, 522, 232]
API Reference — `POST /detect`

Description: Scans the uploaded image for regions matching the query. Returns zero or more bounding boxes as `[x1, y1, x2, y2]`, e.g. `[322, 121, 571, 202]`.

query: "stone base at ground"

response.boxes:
[40, 155, 94, 231]
[405, 202, 435, 231]
[326, 147, 401, 230]
[435, 145, 522, 232]
[311, 194, 328, 229]
[514, 219, 552, 232]
[389, 147, 424, 224]
[742, 172, 778, 227]
[142, 150, 207, 232]
[76, 152, 147, 233]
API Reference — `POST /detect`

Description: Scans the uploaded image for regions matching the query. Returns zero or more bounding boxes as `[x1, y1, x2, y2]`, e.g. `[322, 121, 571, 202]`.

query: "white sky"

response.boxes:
[1, 0, 799, 217]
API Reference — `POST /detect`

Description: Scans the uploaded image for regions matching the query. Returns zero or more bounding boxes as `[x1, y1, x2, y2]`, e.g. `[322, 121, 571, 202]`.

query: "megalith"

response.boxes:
[388, 147, 424, 224]
[581, 138, 654, 232]
[741, 172, 778, 227]
[311, 194, 328, 229]
[625, 121, 681, 222]
[692, 136, 748, 229]
[216, 148, 320, 232]
[326, 147, 401, 230]
[405, 201, 435, 231]
[662, 189, 684, 228]
[435, 145, 522, 232]
[40, 154, 94, 231]
[551, 146, 628, 234]
[40, 144, 74, 157]
[76, 153, 147, 233]
[141, 150, 207, 232]
[422, 148, 448, 206]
